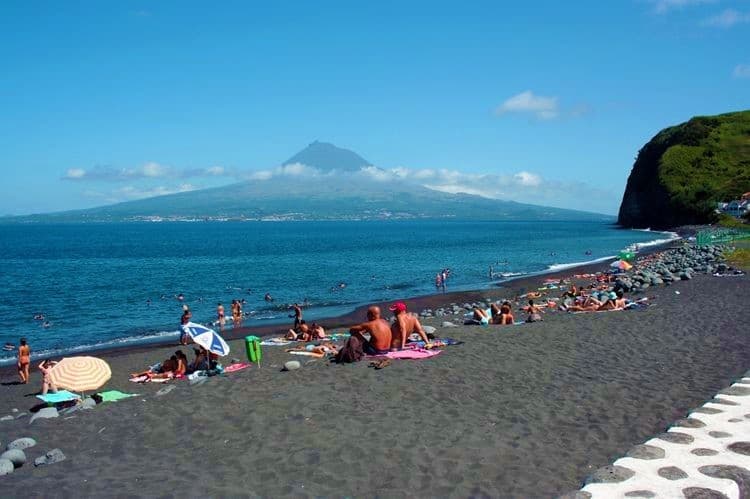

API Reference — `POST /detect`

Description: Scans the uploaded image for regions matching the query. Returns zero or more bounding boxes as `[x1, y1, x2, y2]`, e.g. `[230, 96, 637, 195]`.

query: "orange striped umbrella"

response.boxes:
[48, 356, 111, 393]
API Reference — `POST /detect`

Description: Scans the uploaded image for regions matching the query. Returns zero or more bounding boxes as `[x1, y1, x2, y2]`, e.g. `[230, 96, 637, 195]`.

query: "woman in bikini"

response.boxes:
[17, 338, 30, 383]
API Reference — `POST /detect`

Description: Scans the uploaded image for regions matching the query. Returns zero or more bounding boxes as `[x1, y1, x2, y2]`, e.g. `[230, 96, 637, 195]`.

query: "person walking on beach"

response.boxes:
[348, 306, 392, 355]
[389, 302, 431, 350]
[217, 302, 225, 330]
[292, 303, 302, 328]
[17, 338, 30, 384]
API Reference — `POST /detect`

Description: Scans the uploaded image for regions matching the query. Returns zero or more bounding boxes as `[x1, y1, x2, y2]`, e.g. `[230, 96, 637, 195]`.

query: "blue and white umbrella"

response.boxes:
[181, 322, 230, 357]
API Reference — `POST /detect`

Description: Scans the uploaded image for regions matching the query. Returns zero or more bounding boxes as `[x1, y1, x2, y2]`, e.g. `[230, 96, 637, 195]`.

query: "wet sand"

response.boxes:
[0, 269, 748, 497]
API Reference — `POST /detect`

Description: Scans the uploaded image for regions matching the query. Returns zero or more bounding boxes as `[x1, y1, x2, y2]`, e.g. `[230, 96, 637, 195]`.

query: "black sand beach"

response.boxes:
[1, 259, 748, 497]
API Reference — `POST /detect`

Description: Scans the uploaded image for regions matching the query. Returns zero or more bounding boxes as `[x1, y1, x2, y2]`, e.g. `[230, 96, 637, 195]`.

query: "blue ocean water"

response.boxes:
[0, 220, 674, 364]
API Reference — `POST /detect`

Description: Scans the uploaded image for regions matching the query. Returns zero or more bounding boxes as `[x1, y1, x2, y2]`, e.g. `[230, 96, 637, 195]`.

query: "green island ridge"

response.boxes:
[618, 110, 750, 229]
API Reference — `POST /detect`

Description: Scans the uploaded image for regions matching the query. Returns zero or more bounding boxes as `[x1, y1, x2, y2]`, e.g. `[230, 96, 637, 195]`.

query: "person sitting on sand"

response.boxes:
[38, 359, 58, 395]
[495, 301, 514, 325]
[285, 321, 311, 341]
[596, 291, 627, 311]
[174, 350, 188, 376]
[310, 322, 326, 340]
[389, 302, 431, 350]
[349, 305, 392, 355]
[188, 348, 208, 373]
[524, 299, 544, 322]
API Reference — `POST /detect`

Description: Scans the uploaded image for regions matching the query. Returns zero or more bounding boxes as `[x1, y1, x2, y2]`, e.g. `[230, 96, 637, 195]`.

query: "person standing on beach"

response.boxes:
[179, 305, 192, 345]
[17, 338, 30, 383]
[217, 302, 225, 330]
[389, 302, 431, 350]
[348, 306, 392, 355]
[292, 303, 302, 328]
[232, 299, 242, 328]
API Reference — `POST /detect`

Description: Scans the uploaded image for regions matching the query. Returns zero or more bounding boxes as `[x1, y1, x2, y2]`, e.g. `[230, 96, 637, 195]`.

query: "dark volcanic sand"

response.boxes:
[0, 272, 748, 498]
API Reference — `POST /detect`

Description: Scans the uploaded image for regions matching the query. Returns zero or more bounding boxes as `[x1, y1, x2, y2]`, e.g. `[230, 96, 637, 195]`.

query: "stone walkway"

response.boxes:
[568, 374, 750, 498]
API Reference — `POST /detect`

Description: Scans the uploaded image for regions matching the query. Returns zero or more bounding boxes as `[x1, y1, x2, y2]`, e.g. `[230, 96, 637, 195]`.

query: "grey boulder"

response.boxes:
[0, 449, 26, 468]
[34, 448, 66, 467]
[29, 407, 58, 424]
[422, 325, 437, 335]
[0, 459, 13, 476]
[7, 438, 36, 451]
[283, 361, 301, 371]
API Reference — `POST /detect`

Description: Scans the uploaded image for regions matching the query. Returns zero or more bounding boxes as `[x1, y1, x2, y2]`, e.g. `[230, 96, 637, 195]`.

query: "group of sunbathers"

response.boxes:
[285, 321, 327, 342]
[471, 301, 517, 325]
[558, 284, 628, 312]
[130, 347, 218, 380]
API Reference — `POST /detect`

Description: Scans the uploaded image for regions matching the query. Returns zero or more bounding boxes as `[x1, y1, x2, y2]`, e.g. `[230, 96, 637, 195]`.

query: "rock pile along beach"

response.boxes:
[0, 241, 748, 497]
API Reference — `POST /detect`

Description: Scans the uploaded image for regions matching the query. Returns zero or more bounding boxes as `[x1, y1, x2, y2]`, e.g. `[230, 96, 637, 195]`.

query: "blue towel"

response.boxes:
[36, 390, 81, 404]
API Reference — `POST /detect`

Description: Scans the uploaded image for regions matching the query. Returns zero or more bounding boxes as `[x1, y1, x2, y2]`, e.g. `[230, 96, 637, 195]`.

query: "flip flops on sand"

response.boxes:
[368, 358, 392, 370]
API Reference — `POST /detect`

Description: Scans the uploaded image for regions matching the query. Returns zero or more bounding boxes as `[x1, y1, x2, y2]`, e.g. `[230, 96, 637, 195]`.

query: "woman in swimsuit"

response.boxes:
[17, 338, 30, 383]
[38, 359, 58, 395]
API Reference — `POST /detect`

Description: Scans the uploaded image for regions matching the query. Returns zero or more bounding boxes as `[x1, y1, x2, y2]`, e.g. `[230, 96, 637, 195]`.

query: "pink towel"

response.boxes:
[373, 349, 442, 360]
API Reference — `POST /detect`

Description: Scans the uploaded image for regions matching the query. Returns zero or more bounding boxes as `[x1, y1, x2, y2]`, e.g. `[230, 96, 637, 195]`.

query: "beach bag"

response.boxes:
[335, 336, 364, 364]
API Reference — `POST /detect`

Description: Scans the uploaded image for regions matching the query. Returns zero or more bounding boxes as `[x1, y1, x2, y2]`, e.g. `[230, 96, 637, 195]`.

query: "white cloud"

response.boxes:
[64, 168, 86, 179]
[514, 171, 542, 187]
[734, 64, 750, 78]
[205, 166, 225, 176]
[702, 8, 750, 27]
[650, 0, 717, 14]
[496, 90, 559, 120]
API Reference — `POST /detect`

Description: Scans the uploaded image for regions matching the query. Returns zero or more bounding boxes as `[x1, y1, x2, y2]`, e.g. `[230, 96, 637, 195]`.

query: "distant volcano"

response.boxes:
[282, 141, 372, 172]
[9, 142, 611, 222]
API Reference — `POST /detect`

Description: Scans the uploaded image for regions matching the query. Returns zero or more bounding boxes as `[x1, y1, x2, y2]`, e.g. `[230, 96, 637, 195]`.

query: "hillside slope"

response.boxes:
[618, 111, 750, 228]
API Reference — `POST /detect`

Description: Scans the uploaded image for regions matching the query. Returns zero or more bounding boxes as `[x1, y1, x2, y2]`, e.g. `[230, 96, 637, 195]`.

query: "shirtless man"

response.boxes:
[292, 303, 302, 328]
[349, 306, 392, 355]
[217, 302, 225, 329]
[389, 302, 430, 350]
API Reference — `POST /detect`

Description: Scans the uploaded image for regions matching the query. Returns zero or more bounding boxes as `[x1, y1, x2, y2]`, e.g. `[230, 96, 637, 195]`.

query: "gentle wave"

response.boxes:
[546, 255, 617, 272]
[0, 329, 181, 367]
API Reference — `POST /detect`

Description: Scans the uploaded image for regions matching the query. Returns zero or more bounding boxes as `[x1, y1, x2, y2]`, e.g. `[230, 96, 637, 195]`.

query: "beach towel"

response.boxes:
[287, 350, 325, 358]
[97, 390, 137, 403]
[223, 362, 251, 373]
[36, 390, 81, 404]
[409, 338, 463, 348]
[368, 349, 442, 360]
[261, 338, 292, 346]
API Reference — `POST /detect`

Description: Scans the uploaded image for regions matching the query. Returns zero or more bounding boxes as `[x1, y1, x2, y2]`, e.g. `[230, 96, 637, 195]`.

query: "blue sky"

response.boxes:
[1, 0, 748, 216]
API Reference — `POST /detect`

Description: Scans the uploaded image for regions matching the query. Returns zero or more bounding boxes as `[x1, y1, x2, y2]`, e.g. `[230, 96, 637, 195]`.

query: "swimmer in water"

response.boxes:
[42, 321, 52, 328]
[177, 293, 184, 302]
[264, 293, 273, 302]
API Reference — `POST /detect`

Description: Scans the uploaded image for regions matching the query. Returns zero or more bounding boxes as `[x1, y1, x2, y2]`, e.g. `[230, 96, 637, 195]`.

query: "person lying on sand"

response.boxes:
[130, 355, 181, 380]
[389, 302, 431, 350]
[287, 342, 339, 356]
[349, 305, 392, 355]
[472, 307, 490, 325]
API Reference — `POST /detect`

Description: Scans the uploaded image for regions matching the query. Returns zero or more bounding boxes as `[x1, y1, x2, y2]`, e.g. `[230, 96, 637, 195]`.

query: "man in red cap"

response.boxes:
[389, 301, 431, 350]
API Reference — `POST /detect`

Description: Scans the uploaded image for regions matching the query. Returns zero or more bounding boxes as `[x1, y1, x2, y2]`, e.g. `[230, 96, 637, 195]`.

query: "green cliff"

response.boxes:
[618, 110, 750, 228]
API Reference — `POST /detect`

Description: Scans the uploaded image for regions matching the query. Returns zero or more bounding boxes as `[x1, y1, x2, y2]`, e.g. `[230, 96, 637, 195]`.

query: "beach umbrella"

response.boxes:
[48, 356, 111, 396]
[181, 322, 230, 357]
[610, 259, 632, 271]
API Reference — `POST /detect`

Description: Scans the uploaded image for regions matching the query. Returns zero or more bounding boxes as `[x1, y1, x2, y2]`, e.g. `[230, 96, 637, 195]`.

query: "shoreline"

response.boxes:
[1, 238, 747, 496]
[0, 231, 681, 370]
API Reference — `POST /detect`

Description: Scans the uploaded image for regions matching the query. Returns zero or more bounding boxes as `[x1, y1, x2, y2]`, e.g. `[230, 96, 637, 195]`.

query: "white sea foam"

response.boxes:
[546, 255, 617, 273]
[0, 329, 181, 367]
